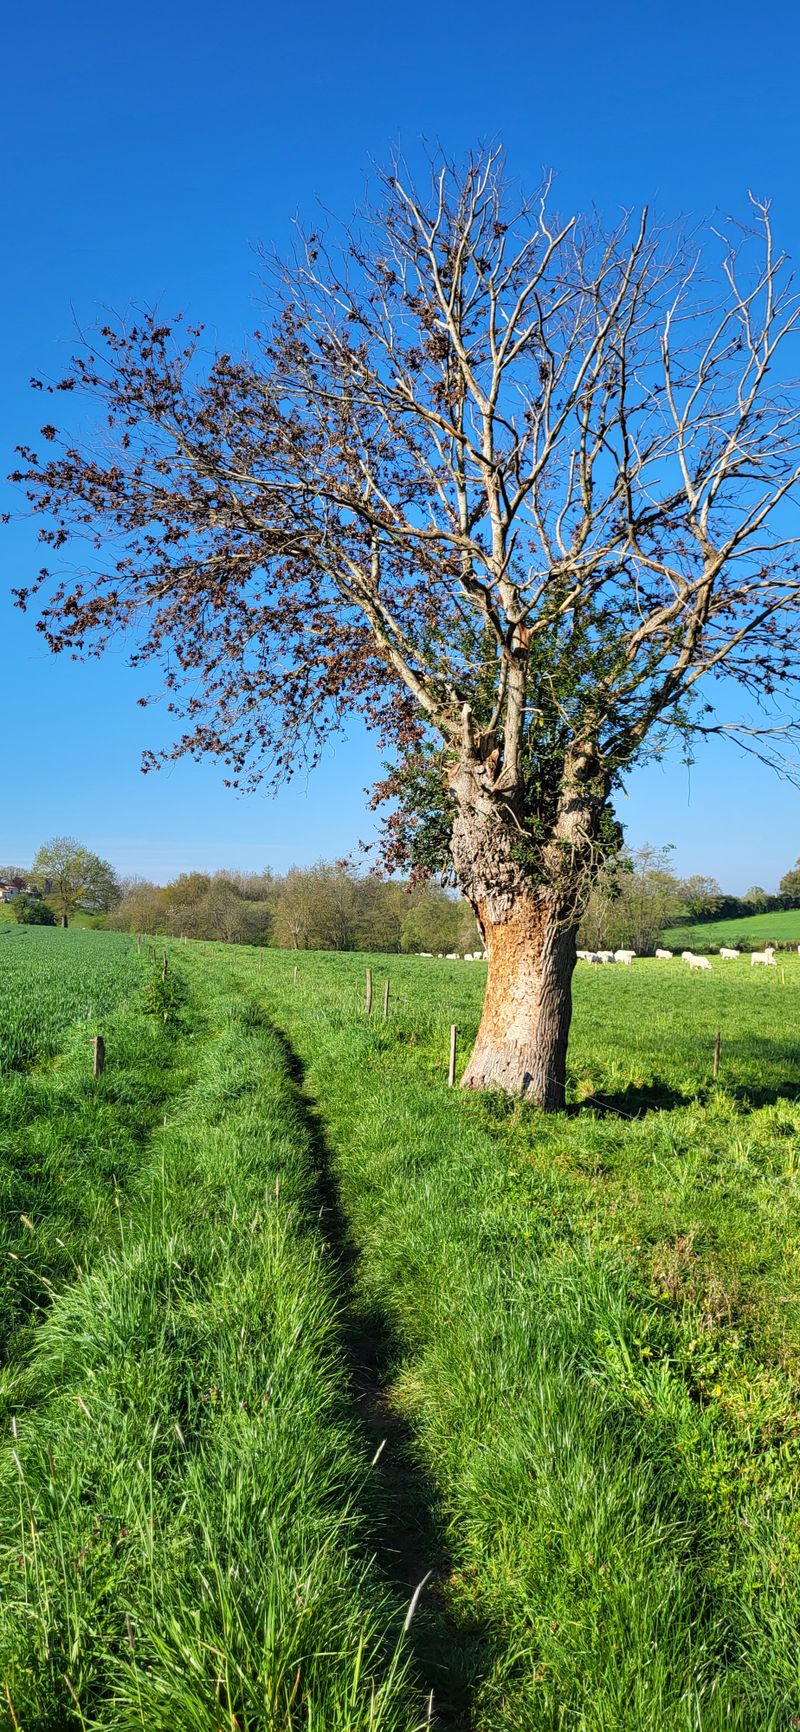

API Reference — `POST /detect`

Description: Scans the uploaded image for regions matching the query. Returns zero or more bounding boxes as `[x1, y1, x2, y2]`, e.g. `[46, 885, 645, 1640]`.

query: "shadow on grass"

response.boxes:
[577, 1071, 800, 1121]
[573, 1079, 693, 1119]
[271, 1023, 494, 1731]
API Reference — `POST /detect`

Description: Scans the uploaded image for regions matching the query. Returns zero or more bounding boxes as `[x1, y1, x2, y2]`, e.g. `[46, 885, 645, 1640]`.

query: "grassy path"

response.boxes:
[247, 950, 800, 1731]
[0, 966, 196, 1372]
[4, 938, 800, 1728]
[0, 974, 424, 1730]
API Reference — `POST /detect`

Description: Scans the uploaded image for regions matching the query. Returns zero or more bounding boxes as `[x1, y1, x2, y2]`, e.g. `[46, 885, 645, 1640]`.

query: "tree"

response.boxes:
[580, 845, 682, 953]
[108, 878, 165, 934]
[12, 151, 800, 1106]
[679, 874, 723, 924]
[272, 868, 318, 951]
[31, 837, 120, 928]
[743, 885, 770, 913]
[13, 893, 56, 926]
[778, 858, 800, 906]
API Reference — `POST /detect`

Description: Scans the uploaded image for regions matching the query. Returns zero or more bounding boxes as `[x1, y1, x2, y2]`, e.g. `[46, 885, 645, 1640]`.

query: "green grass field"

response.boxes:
[663, 907, 800, 950]
[1, 930, 799, 1728]
[0, 901, 104, 930]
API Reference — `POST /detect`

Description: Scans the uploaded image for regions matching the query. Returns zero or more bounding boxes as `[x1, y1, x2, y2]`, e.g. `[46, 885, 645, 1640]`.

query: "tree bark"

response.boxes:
[61, 912, 68, 929]
[447, 742, 601, 1112]
[461, 895, 577, 1109]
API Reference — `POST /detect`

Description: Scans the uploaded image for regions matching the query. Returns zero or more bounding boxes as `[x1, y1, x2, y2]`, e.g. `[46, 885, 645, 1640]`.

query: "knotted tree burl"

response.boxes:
[11, 152, 800, 1107]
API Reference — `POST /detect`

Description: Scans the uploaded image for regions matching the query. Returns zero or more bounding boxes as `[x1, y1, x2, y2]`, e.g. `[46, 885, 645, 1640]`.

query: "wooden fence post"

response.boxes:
[448, 1024, 457, 1087]
[365, 968, 373, 1014]
[383, 978, 390, 1019]
[92, 1036, 105, 1078]
[713, 1029, 721, 1079]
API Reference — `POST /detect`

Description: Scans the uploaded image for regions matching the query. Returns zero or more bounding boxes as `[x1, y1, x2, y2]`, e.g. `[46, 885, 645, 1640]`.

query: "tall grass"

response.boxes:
[0, 950, 193, 1365]
[0, 987, 418, 1730]
[246, 946, 800, 1729]
[0, 928, 142, 1070]
[5, 935, 800, 1727]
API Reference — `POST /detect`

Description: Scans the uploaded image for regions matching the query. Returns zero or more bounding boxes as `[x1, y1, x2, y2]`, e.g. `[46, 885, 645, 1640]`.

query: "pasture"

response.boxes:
[1, 931, 799, 1728]
[663, 907, 800, 951]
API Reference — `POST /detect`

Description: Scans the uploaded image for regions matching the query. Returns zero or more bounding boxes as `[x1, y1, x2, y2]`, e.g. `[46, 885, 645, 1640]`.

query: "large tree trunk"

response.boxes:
[461, 895, 577, 1109]
[448, 742, 601, 1111]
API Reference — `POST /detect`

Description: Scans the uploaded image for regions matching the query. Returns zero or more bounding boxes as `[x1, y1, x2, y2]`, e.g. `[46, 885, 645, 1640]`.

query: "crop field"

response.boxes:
[1, 934, 799, 1728]
[0, 926, 143, 1068]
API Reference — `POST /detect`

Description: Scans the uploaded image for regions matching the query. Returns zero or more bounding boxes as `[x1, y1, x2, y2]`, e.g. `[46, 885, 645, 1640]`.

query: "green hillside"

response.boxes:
[663, 907, 800, 950]
[0, 900, 104, 929]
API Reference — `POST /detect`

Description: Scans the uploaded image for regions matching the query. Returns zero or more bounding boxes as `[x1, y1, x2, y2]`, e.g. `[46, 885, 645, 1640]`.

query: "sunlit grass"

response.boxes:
[240, 944, 800, 1729]
[3, 935, 800, 1727]
[0, 974, 417, 1730]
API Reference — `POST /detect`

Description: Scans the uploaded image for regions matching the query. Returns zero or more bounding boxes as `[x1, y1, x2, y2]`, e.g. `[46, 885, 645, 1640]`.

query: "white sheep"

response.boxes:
[686, 953, 712, 971]
[614, 949, 636, 965]
[751, 950, 776, 967]
[654, 948, 673, 960]
[681, 950, 695, 962]
[719, 947, 740, 960]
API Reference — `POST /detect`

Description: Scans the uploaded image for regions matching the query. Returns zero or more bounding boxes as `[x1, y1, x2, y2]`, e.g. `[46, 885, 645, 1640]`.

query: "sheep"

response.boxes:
[418, 952, 433, 957]
[595, 950, 616, 963]
[751, 950, 776, 967]
[654, 948, 673, 960]
[614, 949, 636, 965]
[719, 947, 740, 960]
[681, 950, 695, 962]
[686, 953, 712, 971]
[445, 953, 459, 960]
[585, 952, 603, 964]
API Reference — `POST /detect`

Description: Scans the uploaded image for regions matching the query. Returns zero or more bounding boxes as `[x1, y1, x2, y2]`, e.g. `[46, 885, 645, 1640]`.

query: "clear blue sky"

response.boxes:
[2, 0, 799, 890]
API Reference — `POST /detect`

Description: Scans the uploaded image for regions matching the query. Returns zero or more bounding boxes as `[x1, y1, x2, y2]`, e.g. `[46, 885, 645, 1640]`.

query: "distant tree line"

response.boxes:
[5, 842, 799, 954]
[108, 862, 481, 955]
[579, 847, 800, 955]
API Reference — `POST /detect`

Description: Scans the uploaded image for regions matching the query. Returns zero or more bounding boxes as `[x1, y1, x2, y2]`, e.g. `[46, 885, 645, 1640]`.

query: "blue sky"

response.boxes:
[1, 0, 799, 890]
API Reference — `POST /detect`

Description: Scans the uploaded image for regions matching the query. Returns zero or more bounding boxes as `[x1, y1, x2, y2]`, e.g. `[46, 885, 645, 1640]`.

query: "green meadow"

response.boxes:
[1, 929, 799, 1728]
[663, 907, 800, 951]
